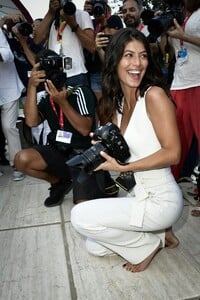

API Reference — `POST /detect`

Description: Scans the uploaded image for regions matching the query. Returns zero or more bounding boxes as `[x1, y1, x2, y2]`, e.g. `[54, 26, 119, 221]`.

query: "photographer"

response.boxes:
[14, 49, 118, 207]
[1, 14, 44, 95]
[95, 15, 123, 63]
[34, 0, 95, 86]
[165, 0, 200, 216]
[121, 0, 148, 34]
[71, 28, 183, 272]
[83, 0, 112, 101]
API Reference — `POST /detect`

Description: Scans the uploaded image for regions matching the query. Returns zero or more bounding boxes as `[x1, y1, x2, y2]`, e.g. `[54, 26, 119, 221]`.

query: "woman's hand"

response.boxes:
[95, 151, 124, 172]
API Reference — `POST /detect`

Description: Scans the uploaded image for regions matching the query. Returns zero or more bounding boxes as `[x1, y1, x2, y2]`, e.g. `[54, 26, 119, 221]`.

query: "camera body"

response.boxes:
[66, 122, 130, 173]
[39, 55, 72, 71]
[4, 19, 33, 37]
[39, 55, 68, 90]
[40, 55, 72, 72]
[39, 56, 63, 70]
[98, 33, 112, 41]
[17, 22, 33, 36]
[145, 1, 184, 42]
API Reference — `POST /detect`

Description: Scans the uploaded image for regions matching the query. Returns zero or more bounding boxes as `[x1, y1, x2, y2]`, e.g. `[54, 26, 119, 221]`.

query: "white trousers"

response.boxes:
[0, 100, 21, 165]
[71, 170, 183, 264]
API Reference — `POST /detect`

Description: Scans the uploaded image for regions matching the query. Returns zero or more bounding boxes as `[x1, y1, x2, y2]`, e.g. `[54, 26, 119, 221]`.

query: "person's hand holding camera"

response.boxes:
[167, 18, 185, 40]
[11, 24, 27, 43]
[29, 63, 46, 88]
[96, 33, 111, 49]
[49, 0, 60, 16]
[44, 79, 67, 105]
[95, 151, 125, 173]
[60, 10, 77, 30]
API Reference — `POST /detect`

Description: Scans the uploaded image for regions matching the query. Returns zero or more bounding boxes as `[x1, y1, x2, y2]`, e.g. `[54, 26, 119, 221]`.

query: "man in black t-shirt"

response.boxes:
[14, 50, 118, 207]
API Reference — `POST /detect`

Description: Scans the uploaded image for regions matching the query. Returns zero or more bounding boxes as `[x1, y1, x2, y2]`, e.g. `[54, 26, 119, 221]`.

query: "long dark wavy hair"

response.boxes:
[98, 27, 169, 124]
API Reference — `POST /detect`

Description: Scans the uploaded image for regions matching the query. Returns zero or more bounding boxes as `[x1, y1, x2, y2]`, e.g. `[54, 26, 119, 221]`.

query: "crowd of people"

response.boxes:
[1, 0, 200, 271]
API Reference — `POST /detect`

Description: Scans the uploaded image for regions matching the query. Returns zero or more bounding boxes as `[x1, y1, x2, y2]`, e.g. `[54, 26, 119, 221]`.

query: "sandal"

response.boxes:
[191, 202, 200, 217]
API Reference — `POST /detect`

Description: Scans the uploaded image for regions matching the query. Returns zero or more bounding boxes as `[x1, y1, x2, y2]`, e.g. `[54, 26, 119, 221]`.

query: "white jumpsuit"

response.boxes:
[71, 90, 183, 264]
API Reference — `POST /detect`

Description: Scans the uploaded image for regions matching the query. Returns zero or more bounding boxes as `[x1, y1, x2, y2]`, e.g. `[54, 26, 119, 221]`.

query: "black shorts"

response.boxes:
[34, 145, 115, 203]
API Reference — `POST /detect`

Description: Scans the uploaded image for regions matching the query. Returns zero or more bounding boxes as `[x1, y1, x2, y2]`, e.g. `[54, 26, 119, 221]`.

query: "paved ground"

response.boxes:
[0, 165, 200, 300]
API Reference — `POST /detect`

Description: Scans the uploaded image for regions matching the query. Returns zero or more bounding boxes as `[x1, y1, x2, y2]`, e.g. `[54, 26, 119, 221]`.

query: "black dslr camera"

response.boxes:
[144, 0, 184, 42]
[39, 55, 72, 72]
[66, 122, 130, 173]
[4, 18, 33, 37]
[38, 56, 67, 90]
[39, 56, 63, 70]
[91, 0, 107, 17]
[17, 22, 33, 36]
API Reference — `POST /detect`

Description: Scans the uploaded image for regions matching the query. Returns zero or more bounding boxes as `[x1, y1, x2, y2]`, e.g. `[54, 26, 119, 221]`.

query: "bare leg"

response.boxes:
[165, 227, 179, 249]
[122, 242, 161, 273]
[14, 148, 59, 184]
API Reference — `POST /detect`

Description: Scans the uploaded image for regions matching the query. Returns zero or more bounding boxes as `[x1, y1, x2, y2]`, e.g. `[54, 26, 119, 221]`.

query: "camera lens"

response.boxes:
[93, 1, 106, 16]
[63, 1, 76, 15]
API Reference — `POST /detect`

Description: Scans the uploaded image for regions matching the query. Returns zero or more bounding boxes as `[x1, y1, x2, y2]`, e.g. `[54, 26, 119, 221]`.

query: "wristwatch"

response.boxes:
[72, 24, 79, 33]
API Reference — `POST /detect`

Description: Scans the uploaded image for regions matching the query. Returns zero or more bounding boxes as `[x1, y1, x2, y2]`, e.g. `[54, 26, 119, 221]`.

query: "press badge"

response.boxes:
[177, 48, 188, 65]
[56, 130, 72, 144]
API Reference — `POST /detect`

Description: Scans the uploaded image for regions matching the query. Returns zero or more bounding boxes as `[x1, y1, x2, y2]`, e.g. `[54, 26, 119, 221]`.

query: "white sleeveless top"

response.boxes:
[117, 89, 161, 163]
[116, 89, 183, 227]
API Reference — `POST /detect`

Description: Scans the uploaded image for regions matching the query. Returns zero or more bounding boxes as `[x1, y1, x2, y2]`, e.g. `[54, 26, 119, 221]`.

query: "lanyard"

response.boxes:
[57, 19, 67, 42]
[180, 13, 192, 47]
[49, 98, 64, 129]
[57, 19, 67, 54]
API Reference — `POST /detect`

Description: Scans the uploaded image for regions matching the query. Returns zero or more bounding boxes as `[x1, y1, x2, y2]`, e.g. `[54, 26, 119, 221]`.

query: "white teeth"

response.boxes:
[128, 71, 140, 75]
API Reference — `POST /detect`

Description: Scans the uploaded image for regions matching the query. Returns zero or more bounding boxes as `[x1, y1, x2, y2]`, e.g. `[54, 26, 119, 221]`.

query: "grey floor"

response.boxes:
[0, 165, 200, 300]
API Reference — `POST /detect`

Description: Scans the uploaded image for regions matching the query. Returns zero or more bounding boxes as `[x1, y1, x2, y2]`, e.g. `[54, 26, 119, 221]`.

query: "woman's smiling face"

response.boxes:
[117, 39, 149, 89]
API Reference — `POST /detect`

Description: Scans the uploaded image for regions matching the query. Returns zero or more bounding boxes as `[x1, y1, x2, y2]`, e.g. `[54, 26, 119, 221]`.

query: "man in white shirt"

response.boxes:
[121, 0, 149, 35]
[34, 0, 95, 86]
[0, 27, 25, 180]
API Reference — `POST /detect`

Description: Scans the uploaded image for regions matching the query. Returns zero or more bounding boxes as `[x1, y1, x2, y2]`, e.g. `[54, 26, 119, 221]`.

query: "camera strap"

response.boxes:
[137, 22, 144, 32]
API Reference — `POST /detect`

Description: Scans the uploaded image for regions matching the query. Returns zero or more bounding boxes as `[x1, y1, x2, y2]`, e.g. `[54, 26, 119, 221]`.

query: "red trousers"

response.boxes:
[171, 86, 200, 180]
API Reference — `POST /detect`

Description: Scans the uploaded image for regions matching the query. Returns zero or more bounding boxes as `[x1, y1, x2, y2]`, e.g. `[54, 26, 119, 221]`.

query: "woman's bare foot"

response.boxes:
[122, 243, 161, 273]
[165, 227, 179, 249]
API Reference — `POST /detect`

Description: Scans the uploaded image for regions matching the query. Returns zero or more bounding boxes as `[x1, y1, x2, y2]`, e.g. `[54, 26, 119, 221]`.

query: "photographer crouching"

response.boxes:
[14, 49, 118, 207]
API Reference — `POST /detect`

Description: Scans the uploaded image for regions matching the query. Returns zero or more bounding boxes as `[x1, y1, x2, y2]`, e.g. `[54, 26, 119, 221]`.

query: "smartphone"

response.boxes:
[98, 33, 112, 41]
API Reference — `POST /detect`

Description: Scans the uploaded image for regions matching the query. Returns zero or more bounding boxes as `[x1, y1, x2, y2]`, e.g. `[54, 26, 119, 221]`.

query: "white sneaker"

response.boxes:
[13, 169, 25, 181]
[0, 170, 3, 176]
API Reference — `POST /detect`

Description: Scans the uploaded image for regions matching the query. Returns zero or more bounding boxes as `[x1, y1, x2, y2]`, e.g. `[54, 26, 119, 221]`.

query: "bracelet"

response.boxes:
[71, 24, 79, 33]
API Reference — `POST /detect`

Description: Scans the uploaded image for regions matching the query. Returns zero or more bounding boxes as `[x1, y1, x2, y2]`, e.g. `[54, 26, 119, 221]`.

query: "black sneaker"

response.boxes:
[44, 180, 73, 207]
